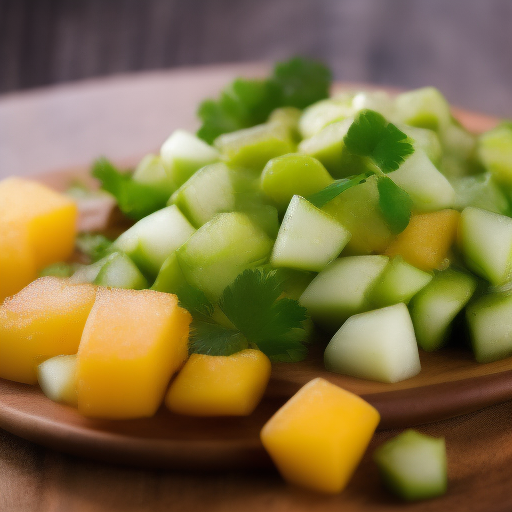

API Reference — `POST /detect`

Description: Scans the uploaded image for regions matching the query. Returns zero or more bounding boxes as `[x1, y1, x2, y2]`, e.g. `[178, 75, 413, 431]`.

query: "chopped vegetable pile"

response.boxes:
[1, 56, 512, 498]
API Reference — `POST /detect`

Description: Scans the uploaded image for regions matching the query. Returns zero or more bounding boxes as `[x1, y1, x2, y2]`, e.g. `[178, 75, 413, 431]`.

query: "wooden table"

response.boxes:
[0, 64, 511, 512]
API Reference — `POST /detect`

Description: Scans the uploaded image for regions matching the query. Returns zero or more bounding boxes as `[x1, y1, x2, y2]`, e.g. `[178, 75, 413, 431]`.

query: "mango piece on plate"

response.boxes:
[165, 349, 271, 416]
[0, 177, 78, 270]
[260, 378, 380, 494]
[76, 288, 191, 419]
[384, 209, 460, 271]
[0, 277, 96, 384]
[0, 220, 36, 303]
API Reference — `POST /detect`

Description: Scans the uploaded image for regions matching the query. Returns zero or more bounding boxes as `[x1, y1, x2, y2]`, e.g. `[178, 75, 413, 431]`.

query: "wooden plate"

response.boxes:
[0, 68, 511, 469]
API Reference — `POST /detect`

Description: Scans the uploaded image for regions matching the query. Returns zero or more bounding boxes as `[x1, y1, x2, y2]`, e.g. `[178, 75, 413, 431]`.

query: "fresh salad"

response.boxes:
[1, 57, 511, 498]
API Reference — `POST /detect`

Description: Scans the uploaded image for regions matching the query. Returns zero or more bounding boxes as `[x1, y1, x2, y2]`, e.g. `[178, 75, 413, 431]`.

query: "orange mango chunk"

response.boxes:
[77, 288, 191, 419]
[0, 277, 96, 384]
[0, 220, 36, 303]
[384, 209, 460, 271]
[0, 177, 78, 271]
[165, 349, 271, 416]
[260, 378, 380, 494]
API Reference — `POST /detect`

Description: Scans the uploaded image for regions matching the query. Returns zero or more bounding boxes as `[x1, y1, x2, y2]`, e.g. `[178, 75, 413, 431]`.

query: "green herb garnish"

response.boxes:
[75, 233, 113, 262]
[187, 268, 309, 361]
[376, 176, 413, 233]
[343, 109, 414, 174]
[307, 172, 372, 208]
[92, 158, 170, 220]
[197, 57, 332, 144]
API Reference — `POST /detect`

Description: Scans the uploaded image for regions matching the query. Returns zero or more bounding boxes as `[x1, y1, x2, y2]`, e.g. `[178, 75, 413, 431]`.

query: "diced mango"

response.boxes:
[0, 220, 36, 303]
[384, 210, 460, 271]
[260, 378, 380, 494]
[165, 349, 271, 416]
[0, 277, 96, 384]
[0, 177, 78, 270]
[76, 288, 191, 419]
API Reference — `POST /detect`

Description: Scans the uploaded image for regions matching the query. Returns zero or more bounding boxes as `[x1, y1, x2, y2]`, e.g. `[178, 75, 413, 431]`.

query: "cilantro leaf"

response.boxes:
[377, 176, 412, 233]
[271, 56, 332, 109]
[343, 110, 414, 173]
[219, 269, 309, 360]
[176, 285, 214, 320]
[307, 172, 371, 208]
[92, 158, 170, 220]
[76, 233, 113, 262]
[189, 321, 248, 356]
[197, 57, 332, 144]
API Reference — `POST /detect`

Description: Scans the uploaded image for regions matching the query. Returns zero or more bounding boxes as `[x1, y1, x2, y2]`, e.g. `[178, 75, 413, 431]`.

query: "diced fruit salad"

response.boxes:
[0, 57, 510, 497]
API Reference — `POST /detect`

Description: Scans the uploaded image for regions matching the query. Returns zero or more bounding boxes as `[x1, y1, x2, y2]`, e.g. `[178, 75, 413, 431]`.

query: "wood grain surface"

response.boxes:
[0, 65, 511, 511]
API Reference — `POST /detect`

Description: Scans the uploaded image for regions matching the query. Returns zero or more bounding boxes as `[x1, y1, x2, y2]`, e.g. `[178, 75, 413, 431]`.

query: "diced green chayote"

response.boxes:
[271, 195, 351, 272]
[374, 430, 447, 501]
[260, 154, 333, 211]
[214, 122, 295, 171]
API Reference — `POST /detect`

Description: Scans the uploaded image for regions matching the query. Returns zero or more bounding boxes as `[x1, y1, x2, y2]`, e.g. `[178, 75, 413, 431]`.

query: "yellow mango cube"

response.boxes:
[384, 209, 460, 271]
[260, 378, 380, 494]
[165, 349, 271, 416]
[0, 177, 78, 271]
[0, 220, 36, 303]
[0, 277, 96, 384]
[76, 288, 191, 419]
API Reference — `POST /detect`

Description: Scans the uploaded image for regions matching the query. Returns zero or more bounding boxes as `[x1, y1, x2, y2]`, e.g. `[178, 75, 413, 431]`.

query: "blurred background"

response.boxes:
[1, 0, 512, 116]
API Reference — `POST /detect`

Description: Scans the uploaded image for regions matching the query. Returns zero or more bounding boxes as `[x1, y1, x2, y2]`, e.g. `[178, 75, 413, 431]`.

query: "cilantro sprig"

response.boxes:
[308, 109, 415, 233]
[92, 158, 170, 221]
[187, 268, 309, 362]
[197, 57, 332, 144]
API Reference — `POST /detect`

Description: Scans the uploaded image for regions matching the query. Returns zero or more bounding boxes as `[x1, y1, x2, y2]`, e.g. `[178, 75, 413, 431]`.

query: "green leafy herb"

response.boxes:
[176, 285, 214, 320]
[187, 268, 310, 361]
[197, 57, 332, 144]
[307, 172, 371, 208]
[271, 56, 332, 109]
[76, 233, 113, 262]
[92, 158, 170, 220]
[343, 110, 414, 173]
[188, 322, 248, 357]
[377, 176, 412, 233]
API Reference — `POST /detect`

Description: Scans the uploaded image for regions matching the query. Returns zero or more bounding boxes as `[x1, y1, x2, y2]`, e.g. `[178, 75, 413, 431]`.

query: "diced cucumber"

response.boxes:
[324, 303, 421, 383]
[271, 195, 351, 272]
[409, 269, 477, 351]
[214, 122, 295, 171]
[170, 163, 236, 227]
[94, 251, 148, 290]
[151, 252, 187, 294]
[132, 154, 175, 196]
[299, 255, 389, 328]
[459, 206, 512, 285]
[394, 87, 451, 132]
[240, 202, 280, 239]
[477, 124, 512, 186]
[452, 173, 510, 215]
[272, 267, 316, 300]
[38, 355, 78, 406]
[298, 95, 353, 138]
[113, 205, 196, 278]
[298, 118, 354, 177]
[466, 292, 512, 362]
[370, 257, 433, 309]
[176, 212, 273, 299]
[268, 107, 302, 141]
[398, 125, 442, 166]
[351, 90, 395, 120]
[322, 175, 395, 254]
[374, 430, 447, 501]
[388, 149, 456, 212]
[260, 154, 333, 211]
[440, 122, 476, 161]
[160, 129, 220, 189]
[69, 254, 115, 284]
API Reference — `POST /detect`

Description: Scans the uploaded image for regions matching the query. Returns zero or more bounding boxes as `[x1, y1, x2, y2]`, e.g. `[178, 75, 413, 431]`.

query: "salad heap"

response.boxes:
[0, 57, 511, 498]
